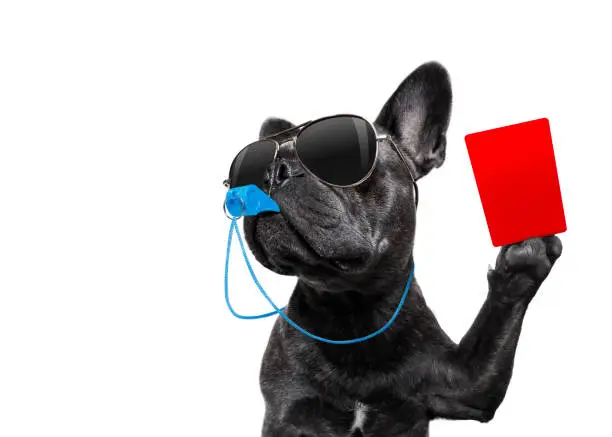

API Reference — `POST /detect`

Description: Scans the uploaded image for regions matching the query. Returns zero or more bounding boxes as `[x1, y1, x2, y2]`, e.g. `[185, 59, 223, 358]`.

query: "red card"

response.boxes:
[465, 118, 566, 247]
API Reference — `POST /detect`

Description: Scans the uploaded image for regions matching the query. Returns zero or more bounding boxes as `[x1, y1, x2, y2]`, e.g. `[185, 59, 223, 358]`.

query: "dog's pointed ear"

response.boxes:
[375, 62, 452, 180]
[259, 117, 295, 139]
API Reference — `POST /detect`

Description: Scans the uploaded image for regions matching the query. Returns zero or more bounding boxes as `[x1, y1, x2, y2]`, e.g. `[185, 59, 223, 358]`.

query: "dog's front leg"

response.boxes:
[423, 236, 562, 423]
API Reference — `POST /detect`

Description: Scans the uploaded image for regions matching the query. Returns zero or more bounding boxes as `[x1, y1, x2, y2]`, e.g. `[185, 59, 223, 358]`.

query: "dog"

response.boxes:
[242, 62, 562, 436]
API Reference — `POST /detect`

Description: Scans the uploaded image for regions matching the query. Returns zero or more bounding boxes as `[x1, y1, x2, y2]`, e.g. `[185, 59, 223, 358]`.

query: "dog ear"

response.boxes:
[259, 117, 295, 139]
[375, 62, 452, 180]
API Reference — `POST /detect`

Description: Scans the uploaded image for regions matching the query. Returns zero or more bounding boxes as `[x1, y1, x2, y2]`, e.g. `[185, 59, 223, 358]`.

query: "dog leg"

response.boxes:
[422, 236, 562, 422]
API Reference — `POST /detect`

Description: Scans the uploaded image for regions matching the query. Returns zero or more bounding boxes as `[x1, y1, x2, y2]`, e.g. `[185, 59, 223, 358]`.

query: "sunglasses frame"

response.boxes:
[224, 114, 419, 206]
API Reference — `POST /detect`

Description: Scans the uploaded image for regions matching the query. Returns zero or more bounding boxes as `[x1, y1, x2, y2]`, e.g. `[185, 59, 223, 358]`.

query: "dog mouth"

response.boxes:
[283, 215, 369, 272]
[248, 209, 374, 275]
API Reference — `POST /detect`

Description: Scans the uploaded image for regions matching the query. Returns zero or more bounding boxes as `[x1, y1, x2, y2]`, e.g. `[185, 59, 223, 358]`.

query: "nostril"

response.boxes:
[276, 161, 289, 182]
[268, 158, 304, 190]
[272, 160, 294, 188]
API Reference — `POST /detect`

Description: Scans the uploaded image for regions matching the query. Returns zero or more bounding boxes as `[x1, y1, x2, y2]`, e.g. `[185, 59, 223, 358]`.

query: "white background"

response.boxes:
[1, 1, 610, 436]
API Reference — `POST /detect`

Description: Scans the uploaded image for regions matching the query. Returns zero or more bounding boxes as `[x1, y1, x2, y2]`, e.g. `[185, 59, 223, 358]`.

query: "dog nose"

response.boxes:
[274, 160, 290, 186]
[266, 157, 304, 190]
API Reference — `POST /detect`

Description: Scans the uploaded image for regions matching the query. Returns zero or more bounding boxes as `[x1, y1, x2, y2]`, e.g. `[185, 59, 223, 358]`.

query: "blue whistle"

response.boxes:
[224, 184, 280, 218]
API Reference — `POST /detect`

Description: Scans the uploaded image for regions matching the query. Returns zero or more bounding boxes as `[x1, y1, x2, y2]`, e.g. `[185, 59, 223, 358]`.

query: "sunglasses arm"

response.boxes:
[377, 134, 419, 206]
[377, 135, 416, 182]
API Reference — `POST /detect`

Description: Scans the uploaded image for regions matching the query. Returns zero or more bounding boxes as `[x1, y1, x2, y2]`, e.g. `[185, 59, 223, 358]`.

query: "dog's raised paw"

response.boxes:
[489, 236, 562, 302]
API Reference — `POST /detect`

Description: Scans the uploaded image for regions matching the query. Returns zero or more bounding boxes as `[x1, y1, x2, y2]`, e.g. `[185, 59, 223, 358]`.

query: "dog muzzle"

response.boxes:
[222, 183, 414, 345]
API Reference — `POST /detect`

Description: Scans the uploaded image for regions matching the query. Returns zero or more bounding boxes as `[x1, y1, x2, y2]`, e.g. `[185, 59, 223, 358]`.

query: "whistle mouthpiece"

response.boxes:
[225, 185, 280, 218]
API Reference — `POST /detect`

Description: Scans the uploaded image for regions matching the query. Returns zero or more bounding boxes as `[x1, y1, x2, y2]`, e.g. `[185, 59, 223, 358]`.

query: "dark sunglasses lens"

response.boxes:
[295, 116, 377, 186]
[229, 139, 277, 189]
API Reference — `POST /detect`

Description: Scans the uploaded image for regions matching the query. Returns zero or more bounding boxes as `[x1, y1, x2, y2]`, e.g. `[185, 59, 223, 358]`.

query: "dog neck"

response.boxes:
[285, 258, 418, 343]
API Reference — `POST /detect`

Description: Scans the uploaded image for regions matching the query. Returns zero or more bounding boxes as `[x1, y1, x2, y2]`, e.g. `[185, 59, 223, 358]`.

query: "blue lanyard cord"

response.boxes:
[224, 218, 415, 345]
[224, 219, 282, 319]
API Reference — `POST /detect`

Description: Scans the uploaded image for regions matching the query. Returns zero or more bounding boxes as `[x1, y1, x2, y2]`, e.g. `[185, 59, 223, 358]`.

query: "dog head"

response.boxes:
[243, 62, 452, 291]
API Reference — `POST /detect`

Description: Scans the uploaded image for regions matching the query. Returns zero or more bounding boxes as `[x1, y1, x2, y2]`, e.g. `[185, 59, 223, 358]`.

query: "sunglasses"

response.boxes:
[223, 114, 418, 206]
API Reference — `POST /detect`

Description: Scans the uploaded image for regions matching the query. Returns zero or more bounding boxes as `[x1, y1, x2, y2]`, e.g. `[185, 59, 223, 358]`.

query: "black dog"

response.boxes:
[243, 62, 562, 436]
